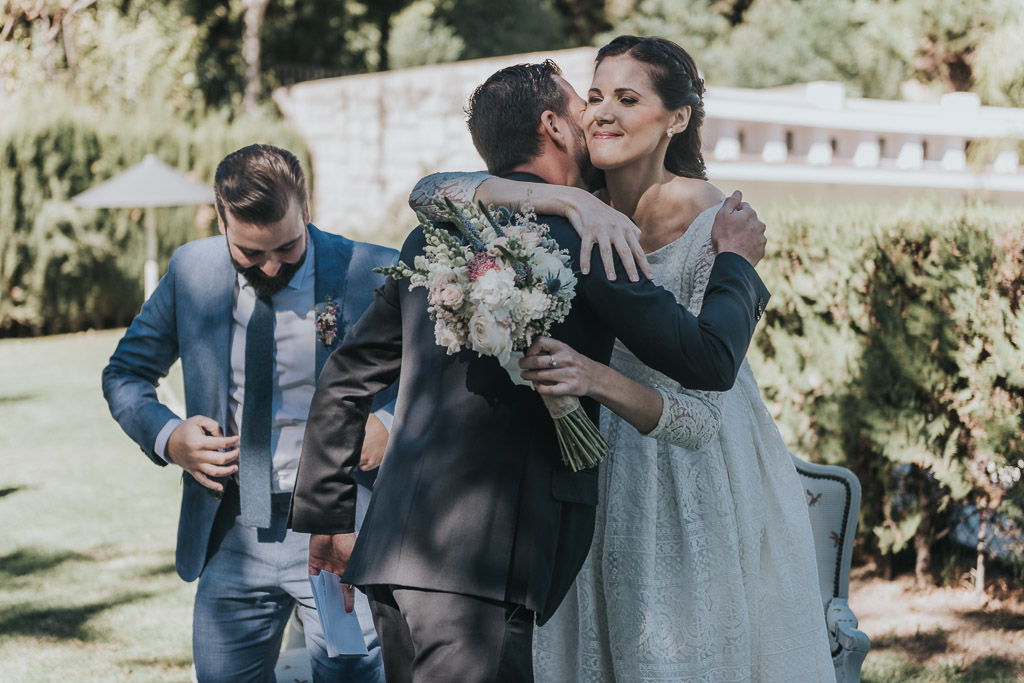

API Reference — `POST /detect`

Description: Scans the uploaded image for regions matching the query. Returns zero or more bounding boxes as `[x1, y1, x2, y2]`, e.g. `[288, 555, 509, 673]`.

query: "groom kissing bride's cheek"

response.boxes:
[293, 36, 832, 683]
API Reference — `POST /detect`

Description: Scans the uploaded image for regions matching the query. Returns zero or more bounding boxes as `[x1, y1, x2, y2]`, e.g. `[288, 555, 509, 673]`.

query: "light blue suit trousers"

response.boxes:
[193, 483, 381, 682]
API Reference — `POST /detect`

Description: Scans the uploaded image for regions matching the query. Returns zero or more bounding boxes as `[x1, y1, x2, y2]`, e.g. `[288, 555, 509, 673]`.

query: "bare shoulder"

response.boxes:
[680, 178, 725, 208]
[666, 177, 726, 224]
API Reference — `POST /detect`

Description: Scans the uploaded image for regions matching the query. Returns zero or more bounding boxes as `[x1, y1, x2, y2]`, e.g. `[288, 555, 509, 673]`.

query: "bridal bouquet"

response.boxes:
[375, 197, 608, 471]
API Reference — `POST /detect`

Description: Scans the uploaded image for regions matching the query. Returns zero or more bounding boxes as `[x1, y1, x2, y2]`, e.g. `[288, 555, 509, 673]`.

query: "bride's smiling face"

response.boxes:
[583, 55, 687, 171]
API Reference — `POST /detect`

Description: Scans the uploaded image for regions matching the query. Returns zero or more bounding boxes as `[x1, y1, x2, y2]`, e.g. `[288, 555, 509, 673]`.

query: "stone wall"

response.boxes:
[273, 47, 598, 242]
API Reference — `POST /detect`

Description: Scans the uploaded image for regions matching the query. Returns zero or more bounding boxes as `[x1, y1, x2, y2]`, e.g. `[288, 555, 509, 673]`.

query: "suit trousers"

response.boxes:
[365, 585, 535, 683]
[192, 483, 382, 682]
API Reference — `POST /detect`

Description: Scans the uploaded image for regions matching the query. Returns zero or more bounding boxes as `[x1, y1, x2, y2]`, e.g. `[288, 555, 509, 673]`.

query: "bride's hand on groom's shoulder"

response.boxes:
[309, 533, 357, 613]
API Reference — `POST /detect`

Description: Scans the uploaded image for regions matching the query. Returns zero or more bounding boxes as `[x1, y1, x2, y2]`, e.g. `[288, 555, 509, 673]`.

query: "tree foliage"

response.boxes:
[181, 0, 398, 108]
[1, 2, 204, 114]
[5, 0, 1019, 110]
[388, 0, 465, 70]
[605, 0, 1024, 105]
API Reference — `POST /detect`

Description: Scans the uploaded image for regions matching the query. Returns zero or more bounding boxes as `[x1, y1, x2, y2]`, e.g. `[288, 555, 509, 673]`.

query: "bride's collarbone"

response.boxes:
[639, 227, 688, 254]
[636, 204, 713, 253]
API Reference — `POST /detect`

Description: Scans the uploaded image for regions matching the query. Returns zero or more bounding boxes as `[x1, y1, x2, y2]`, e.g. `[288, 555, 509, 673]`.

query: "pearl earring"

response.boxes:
[667, 129, 674, 138]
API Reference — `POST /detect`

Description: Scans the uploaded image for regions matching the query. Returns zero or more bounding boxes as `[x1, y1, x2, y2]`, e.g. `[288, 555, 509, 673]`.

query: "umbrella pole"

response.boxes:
[144, 206, 158, 300]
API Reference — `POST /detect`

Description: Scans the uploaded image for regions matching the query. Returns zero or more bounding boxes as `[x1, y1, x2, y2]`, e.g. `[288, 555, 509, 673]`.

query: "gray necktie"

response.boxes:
[240, 294, 274, 528]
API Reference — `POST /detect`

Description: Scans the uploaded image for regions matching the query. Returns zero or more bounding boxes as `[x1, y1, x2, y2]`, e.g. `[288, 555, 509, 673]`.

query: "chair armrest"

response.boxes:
[827, 598, 870, 682]
[827, 598, 871, 653]
[836, 621, 871, 654]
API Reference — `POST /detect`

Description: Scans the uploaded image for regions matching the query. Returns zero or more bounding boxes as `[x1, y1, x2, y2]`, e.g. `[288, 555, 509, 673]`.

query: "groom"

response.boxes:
[102, 144, 396, 681]
[290, 61, 770, 682]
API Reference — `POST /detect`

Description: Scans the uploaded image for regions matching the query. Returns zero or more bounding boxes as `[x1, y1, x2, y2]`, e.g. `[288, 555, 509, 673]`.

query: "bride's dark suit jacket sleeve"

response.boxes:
[290, 219, 769, 536]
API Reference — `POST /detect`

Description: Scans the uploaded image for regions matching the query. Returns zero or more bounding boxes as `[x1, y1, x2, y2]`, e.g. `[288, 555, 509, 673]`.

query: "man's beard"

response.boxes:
[230, 247, 307, 298]
[572, 127, 605, 192]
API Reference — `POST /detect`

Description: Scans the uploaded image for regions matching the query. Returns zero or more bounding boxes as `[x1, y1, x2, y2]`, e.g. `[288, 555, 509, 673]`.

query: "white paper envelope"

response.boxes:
[308, 571, 369, 658]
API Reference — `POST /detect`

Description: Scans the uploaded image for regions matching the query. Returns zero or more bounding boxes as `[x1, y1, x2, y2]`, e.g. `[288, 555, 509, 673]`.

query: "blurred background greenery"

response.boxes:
[2, 1, 1024, 681]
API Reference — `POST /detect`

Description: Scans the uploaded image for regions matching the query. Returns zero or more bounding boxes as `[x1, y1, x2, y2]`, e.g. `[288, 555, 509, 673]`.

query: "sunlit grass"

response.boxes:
[0, 330, 193, 682]
[862, 626, 1022, 683]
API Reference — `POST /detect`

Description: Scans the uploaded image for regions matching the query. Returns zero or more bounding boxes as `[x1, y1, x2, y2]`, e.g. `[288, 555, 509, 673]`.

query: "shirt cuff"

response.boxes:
[373, 408, 394, 434]
[154, 418, 183, 463]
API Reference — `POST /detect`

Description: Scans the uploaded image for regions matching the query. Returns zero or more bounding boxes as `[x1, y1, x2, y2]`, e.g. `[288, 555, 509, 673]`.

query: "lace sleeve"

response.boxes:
[408, 171, 494, 221]
[645, 237, 725, 451]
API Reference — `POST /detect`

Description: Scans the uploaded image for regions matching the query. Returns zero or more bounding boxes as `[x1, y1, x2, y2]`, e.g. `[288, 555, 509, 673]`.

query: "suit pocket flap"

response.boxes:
[551, 468, 598, 505]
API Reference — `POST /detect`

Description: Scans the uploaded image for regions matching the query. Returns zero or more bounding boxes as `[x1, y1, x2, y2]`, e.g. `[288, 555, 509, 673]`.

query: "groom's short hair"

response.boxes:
[214, 144, 308, 225]
[466, 60, 570, 176]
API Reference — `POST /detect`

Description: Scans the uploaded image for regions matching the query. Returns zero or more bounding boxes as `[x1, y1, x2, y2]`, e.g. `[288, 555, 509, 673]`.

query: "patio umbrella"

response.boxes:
[71, 154, 216, 299]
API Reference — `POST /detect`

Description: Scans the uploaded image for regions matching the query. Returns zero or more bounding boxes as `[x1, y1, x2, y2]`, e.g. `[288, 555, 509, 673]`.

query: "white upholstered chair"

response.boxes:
[792, 455, 872, 682]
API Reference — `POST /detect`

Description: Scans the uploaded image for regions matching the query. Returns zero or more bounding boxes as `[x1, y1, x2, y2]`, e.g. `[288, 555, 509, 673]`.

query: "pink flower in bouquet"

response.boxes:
[467, 252, 499, 281]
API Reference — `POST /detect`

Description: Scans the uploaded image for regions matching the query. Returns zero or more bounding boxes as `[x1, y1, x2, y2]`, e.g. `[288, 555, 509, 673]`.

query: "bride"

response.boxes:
[410, 35, 835, 683]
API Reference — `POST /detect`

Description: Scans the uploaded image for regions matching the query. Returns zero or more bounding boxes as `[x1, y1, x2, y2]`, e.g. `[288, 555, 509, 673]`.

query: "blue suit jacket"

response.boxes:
[102, 223, 398, 582]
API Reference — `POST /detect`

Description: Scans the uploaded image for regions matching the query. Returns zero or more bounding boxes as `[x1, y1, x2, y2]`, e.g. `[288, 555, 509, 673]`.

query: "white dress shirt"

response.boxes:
[154, 232, 389, 491]
[227, 233, 317, 493]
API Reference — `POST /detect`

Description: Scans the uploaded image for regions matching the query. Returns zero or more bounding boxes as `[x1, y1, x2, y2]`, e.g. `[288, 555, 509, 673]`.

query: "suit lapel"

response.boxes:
[214, 255, 235, 431]
[311, 223, 353, 379]
[194, 243, 235, 431]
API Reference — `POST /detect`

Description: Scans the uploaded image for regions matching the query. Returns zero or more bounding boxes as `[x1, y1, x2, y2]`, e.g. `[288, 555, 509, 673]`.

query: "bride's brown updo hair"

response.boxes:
[596, 35, 707, 180]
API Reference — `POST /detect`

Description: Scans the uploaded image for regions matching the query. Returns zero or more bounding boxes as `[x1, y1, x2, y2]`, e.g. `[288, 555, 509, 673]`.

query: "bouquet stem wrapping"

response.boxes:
[541, 395, 610, 472]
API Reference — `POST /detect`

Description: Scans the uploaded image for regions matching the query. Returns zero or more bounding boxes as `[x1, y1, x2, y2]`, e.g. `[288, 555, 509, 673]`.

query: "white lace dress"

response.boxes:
[410, 175, 836, 683]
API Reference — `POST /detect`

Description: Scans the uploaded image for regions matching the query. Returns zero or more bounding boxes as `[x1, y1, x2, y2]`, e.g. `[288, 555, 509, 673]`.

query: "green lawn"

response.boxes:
[0, 330, 193, 682]
[863, 650, 1021, 683]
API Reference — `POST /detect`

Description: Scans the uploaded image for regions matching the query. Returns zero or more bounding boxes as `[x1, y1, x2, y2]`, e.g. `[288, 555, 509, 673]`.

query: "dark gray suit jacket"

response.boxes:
[290, 174, 770, 624]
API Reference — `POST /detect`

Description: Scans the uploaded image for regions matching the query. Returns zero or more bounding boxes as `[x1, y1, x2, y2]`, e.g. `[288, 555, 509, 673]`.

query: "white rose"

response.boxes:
[520, 230, 541, 249]
[486, 237, 510, 258]
[468, 310, 513, 364]
[427, 263, 455, 281]
[469, 267, 520, 319]
[532, 251, 565, 281]
[513, 288, 550, 322]
[481, 227, 501, 244]
[434, 319, 463, 354]
[436, 282, 464, 309]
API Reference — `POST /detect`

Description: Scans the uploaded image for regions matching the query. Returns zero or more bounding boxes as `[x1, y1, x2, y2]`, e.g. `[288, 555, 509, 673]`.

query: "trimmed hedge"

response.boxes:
[749, 202, 1024, 574]
[0, 96, 309, 336]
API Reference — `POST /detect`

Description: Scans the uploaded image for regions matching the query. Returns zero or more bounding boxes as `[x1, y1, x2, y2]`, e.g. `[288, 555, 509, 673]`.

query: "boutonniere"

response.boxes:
[315, 296, 340, 347]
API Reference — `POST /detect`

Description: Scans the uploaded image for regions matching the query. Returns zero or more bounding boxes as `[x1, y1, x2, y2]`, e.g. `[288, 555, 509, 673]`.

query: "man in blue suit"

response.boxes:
[102, 144, 396, 682]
